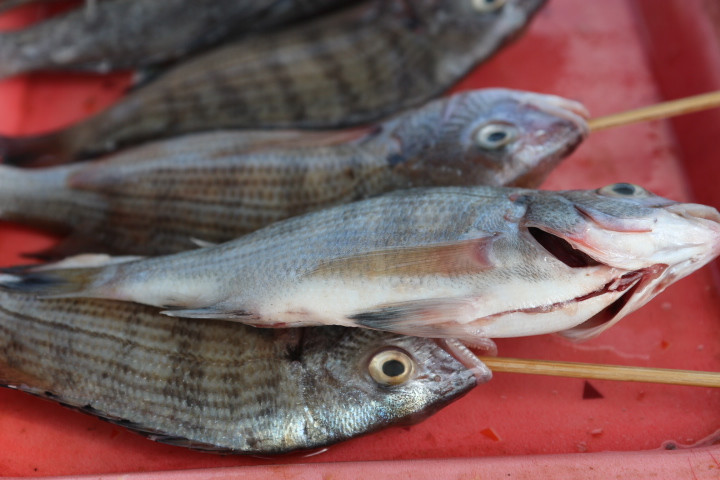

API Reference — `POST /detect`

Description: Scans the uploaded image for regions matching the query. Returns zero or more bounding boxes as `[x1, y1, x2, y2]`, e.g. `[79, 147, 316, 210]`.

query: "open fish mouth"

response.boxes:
[514, 226, 669, 340]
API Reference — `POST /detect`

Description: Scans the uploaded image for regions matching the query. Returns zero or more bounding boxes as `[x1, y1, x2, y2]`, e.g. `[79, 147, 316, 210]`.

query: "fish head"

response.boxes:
[414, 0, 546, 35]
[301, 328, 478, 444]
[391, 89, 588, 188]
[412, 0, 546, 71]
[514, 183, 720, 339]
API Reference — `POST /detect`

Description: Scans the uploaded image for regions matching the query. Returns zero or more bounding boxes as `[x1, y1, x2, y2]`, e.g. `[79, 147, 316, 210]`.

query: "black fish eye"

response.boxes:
[487, 131, 508, 142]
[369, 349, 414, 385]
[382, 359, 406, 377]
[612, 183, 636, 195]
[598, 183, 649, 198]
[474, 123, 518, 149]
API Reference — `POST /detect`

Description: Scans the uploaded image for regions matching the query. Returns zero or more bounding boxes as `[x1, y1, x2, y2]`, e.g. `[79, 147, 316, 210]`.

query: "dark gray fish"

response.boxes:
[0, 89, 588, 257]
[0, 0, 351, 78]
[0, 0, 547, 166]
[0, 286, 481, 453]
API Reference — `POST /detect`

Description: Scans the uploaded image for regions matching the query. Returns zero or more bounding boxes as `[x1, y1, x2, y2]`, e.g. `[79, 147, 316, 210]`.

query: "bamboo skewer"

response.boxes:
[588, 90, 720, 131]
[479, 356, 720, 388]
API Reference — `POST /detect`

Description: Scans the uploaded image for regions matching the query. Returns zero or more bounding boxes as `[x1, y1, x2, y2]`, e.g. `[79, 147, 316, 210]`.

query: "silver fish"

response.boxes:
[0, 89, 589, 257]
[0, 0, 547, 165]
[5, 183, 719, 344]
[0, 0, 352, 78]
[0, 287, 482, 453]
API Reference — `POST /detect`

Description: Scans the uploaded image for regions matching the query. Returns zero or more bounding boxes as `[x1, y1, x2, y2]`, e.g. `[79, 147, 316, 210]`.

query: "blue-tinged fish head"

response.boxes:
[390, 89, 588, 188]
[299, 327, 480, 445]
[411, 0, 546, 74]
[516, 183, 720, 339]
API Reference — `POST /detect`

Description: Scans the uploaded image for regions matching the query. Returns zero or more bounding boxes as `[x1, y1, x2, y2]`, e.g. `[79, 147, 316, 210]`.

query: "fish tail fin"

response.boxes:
[0, 265, 105, 298]
[0, 162, 75, 228]
[0, 129, 78, 167]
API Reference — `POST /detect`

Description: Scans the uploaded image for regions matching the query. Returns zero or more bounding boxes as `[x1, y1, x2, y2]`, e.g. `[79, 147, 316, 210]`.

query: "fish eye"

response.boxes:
[474, 123, 518, 149]
[368, 348, 415, 386]
[472, 0, 507, 13]
[598, 183, 650, 198]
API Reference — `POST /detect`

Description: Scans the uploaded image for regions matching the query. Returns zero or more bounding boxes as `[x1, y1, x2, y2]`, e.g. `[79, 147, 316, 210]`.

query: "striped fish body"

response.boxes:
[0, 287, 477, 453]
[0, 0, 547, 165]
[0, 0, 352, 78]
[0, 89, 588, 256]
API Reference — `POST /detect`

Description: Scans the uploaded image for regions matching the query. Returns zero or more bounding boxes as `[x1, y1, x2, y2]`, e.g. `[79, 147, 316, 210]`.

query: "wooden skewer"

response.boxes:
[588, 90, 720, 131]
[479, 356, 720, 388]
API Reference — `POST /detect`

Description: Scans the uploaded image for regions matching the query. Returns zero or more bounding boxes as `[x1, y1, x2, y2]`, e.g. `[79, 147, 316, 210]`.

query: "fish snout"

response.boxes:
[664, 202, 720, 258]
[666, 202, 720, 224]
[521, 94, 590, 145]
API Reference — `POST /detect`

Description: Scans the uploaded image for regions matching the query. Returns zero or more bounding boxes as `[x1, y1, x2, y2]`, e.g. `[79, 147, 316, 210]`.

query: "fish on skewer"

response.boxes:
[5, 183, 719, 345]
[0, 0, 353, 79]
[0, 89, 589, 257]
[0, 286, 483, 453]
[0, 0, 547, 166]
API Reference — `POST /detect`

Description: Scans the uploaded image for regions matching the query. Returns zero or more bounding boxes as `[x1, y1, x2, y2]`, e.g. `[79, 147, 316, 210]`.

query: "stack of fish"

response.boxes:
[0, 0, 718, 455]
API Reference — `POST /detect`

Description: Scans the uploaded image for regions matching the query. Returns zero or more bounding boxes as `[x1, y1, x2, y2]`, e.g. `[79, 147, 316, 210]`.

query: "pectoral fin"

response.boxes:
[160, 306, 259, 321]
[310, 236, 498, 279]
[348, 297, 483, 339]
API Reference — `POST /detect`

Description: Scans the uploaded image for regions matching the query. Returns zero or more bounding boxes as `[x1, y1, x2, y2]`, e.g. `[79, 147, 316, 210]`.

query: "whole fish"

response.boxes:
[0, 89, 589, 257]
[5, 183, 719, 343]
[0, 0, 352, 79]
[0, 287, 482, 453]
[0, 0, 547, 166]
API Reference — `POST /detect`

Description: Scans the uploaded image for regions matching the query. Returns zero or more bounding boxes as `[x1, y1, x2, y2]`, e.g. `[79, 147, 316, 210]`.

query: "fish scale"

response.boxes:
[0, 0, 353, 78]
[0, 0, 547, 164]
[0, 89, 588, 256]
[3, 184, 718, 344]
[0, 289, 477, 453]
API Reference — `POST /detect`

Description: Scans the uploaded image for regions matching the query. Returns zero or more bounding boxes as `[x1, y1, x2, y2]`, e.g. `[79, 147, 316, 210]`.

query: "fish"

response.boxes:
[0, 0, 352, 79]
[4, 183, 719, 344]
[0, 0, 548, 166]
[0, 286, 483, 453]
[0, 89, 589, 257]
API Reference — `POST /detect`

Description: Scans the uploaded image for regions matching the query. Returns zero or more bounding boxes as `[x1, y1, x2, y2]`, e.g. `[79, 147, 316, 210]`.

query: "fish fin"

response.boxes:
[0, 264, 107, 298]
[0, 130, 76, 167]
[348, 297, 483, 339]
[435, 339, 493, 384]
[22, 236, 123, 260]
[160, 306, 257, 320]
[129, 63, 173, 91]
[0, 363, 53, 393]
[4, 254, 140, 273]
[310, 236, 498, 279]
[189, 237, 218, 249]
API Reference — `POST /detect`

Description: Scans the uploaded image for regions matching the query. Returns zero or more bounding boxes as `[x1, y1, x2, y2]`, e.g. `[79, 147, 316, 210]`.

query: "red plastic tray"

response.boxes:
[1, 0, 720, 478]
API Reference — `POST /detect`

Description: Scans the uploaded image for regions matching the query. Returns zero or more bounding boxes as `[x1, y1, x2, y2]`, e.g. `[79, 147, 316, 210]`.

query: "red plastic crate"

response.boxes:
[1, 0, 720, 478]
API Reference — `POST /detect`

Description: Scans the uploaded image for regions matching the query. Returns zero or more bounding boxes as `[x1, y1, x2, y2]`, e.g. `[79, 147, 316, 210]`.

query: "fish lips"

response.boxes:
[505, 94, 590, 188]
[559, 264, 668, 340]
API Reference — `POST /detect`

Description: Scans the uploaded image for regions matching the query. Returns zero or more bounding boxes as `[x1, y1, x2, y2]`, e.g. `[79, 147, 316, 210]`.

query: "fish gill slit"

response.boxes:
[528, 227, 600, 268]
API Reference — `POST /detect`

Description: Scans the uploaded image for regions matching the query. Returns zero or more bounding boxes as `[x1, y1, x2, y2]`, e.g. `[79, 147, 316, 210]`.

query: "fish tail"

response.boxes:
[0, 31, 30, 79]
[0, 163, 74, 225]
[0, 128, 79, 167]
[0, 265, 105, 299]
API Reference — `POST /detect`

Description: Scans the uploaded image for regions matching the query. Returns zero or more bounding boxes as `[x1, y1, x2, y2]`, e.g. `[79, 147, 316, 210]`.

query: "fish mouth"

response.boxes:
[526, 226, 669, 339]
[559, 264, 667, 340]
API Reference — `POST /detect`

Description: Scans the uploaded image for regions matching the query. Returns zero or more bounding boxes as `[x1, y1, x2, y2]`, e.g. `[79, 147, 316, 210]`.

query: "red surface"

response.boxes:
[1, 0, 720, 477]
